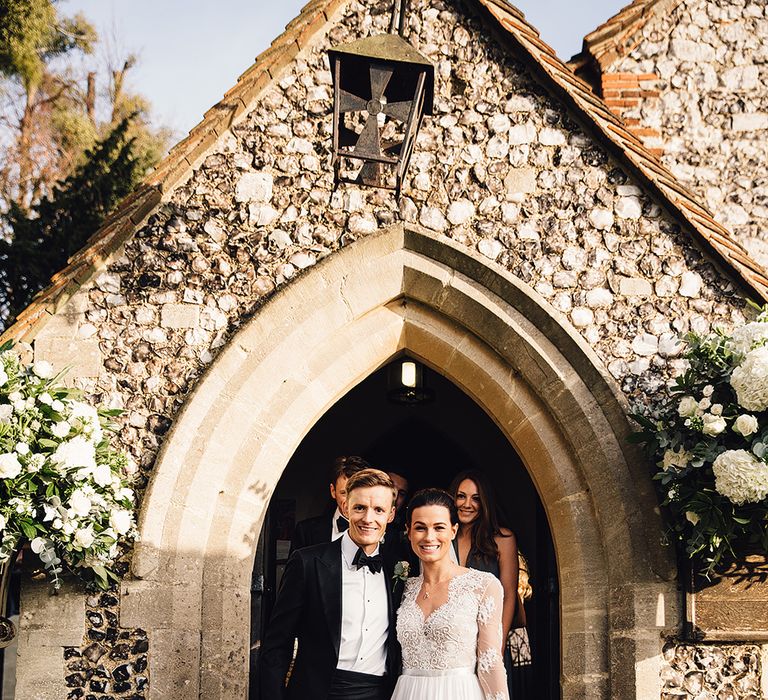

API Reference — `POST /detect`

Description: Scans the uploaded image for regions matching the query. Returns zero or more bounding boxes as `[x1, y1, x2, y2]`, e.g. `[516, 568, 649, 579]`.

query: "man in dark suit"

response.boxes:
[260, 469, 401, 700]
[290, 455, 370, 553]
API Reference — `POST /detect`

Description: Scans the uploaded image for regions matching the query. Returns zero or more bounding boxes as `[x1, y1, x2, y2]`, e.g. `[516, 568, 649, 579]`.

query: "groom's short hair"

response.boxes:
[345, 468, 397, 504]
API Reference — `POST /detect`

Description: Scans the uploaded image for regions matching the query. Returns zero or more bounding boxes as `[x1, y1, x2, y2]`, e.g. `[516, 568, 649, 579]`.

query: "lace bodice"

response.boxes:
[396, 569, 509, 700]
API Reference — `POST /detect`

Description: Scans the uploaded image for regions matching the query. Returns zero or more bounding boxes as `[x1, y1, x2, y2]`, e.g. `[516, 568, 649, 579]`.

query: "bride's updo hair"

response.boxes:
[406, 488, 459, 526]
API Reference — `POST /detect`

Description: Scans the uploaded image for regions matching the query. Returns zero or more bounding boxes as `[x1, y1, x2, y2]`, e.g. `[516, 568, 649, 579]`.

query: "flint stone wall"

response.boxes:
[611, 0, 768, 267]
[26, 0, 760, 697]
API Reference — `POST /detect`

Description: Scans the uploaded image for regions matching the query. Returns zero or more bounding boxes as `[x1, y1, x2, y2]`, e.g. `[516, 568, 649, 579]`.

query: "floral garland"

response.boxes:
[0, 344, 138, 589]
[632, 312, 768, 573]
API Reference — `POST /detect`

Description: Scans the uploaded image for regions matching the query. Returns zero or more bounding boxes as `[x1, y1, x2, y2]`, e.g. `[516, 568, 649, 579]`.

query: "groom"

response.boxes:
[259, 469, 401, 700]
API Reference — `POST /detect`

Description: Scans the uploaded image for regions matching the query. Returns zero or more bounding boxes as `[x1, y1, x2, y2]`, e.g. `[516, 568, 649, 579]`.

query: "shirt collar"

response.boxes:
[341, 530, 380, 568]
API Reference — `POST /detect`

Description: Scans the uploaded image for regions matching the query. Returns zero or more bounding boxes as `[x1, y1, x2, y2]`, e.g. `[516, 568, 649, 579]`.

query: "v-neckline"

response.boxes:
[414, 570, 471, 623]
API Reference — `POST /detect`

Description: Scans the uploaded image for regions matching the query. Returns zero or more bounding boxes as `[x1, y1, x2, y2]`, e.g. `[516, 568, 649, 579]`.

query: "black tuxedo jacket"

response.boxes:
[259, 538, 402, 700]
[289, 512, 332, 555]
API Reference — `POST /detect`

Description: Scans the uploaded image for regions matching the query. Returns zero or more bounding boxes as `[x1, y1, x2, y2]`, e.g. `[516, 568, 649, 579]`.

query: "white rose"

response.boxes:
[114, 487, 135, 503]
[698, 397, 711, 410]
[678, 396, 699, 418]
[62, 519, 76, 535]
[69, 401, 103, 443]
[710, 404, 723, 416]
[734, 414, 759, 437]
[68, 489, 92, 518]
[702, 385, 714, 397]
[32, 360, 54, 379]
[51, 421, 71, 439]
[0, 513, 6, 531]
[52, 518, 63, 530]
[0, 404, 11, 423]
[685, 511, 700, 526]
[109, 509, 133, 536]
[52, 436, 96, 471]
[712, 449, 768, 505]
[73, 527, 95, 549]
[14, 442, 29, 455]
[731, 345, 768, 412]
[0, 368, 7, 386]
[27, 454, 44, 472]
[92, 463, 113, 487]
[0, 453, 22, 479]
[702, 413, 727, 436]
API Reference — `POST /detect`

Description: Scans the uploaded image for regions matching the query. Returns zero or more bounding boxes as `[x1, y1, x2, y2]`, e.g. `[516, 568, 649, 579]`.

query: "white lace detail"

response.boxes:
[396, 569, 509, 699]
[477, 593, 496, 624]
[478, 648, 500, 674]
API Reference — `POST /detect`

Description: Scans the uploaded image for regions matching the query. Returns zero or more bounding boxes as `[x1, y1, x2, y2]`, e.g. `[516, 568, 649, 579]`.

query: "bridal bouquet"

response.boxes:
[0, 344, 138, 590]
[632, 311, 768, 573]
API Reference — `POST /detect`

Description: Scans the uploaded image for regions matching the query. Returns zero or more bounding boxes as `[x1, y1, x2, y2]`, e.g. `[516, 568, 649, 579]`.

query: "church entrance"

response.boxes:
[249, 356, 559, 699]
[128, 225, 675, 699]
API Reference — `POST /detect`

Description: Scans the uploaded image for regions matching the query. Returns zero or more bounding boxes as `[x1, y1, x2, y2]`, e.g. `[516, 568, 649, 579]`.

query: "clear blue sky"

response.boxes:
[63, 0, 625, 136]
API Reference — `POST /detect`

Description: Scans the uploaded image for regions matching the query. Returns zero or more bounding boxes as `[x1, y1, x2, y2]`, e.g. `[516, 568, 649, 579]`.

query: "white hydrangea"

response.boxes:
[712, 450, 768, 505]
[731, 345, 768, 411]
[734, 414, 759, 437]
[729, 322, 768, 358]
[662, 447, 691, 471]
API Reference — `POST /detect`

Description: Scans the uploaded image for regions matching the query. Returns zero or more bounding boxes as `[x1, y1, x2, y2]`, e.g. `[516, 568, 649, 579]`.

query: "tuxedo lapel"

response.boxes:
[316, 538, 343, 657]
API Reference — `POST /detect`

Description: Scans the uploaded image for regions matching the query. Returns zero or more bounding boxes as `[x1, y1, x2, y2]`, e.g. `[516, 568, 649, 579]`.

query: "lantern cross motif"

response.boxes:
[328, 2, 434, 195]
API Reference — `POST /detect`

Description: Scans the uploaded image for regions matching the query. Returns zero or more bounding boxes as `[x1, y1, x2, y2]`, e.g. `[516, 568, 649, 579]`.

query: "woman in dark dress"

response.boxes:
[449, 470, 533, 699]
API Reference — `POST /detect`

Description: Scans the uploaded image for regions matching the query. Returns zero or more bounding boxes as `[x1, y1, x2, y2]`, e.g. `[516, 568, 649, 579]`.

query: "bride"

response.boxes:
[391, 489, 509, 700]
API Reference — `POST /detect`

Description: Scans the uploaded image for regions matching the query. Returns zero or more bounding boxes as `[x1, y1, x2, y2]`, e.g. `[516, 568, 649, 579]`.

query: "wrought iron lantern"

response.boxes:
[328, 0, 434, 194]
[387, 357, 434, 405]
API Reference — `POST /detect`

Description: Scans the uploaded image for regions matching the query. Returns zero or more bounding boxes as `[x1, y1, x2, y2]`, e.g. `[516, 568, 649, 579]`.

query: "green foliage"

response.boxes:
[0, 0, 95, 92]
[631, 319, 768, 574]
[0, 116, 143, 326]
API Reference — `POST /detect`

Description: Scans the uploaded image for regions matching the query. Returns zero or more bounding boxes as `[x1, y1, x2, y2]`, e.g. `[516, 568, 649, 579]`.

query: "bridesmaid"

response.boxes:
[449, 471, 520, 680]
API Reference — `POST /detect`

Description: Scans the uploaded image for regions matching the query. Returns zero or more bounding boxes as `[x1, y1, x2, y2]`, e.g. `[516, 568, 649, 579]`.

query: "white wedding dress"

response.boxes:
[391, 569, 510, 700]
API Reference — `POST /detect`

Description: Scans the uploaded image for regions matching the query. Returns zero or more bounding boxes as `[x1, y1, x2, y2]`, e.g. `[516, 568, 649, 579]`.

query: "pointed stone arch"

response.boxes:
[124, 224, 676, 699]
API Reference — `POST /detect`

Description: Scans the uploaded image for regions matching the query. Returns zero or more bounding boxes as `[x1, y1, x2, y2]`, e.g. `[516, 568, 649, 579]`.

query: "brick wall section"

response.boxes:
[601, 72, 664, 156]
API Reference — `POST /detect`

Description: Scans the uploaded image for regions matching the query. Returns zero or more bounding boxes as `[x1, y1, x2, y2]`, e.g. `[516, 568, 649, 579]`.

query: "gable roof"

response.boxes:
[3, 0, 767, 344]
[569, 0, 683, 77]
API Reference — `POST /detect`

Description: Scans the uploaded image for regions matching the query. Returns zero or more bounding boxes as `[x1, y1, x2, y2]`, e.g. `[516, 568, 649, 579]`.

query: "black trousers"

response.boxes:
[327, 669, 390, 700]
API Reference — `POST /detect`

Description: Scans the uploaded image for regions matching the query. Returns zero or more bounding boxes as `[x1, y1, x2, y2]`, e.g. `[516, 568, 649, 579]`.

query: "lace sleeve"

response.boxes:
[476, 575, 509, 700]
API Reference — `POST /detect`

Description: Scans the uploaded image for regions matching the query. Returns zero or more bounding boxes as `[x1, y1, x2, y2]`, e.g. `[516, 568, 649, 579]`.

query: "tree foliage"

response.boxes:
[0, 116, 144, 326]
[0, 0, 172, 329]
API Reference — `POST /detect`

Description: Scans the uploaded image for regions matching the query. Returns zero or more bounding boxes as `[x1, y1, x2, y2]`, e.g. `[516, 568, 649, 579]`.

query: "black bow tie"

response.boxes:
[336, 516, 349, 532]
[352, 548, 383, 574]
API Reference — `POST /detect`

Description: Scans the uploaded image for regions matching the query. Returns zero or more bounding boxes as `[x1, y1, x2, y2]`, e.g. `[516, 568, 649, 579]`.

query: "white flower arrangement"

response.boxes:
[633, 310, 768, 572]
[0, 344, 138, 589]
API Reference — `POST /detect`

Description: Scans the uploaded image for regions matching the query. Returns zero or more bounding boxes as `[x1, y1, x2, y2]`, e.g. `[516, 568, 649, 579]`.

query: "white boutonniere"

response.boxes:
[392, 560, 410, 591]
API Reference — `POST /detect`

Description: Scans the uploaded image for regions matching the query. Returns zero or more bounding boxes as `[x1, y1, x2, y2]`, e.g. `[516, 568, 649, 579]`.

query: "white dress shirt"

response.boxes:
[336, 531, 389, 676]
[331, 507, 347, 541]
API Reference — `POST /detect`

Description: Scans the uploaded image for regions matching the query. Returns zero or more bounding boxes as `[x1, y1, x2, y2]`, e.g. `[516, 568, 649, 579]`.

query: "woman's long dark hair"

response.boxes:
[449, 469, 507, 562]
